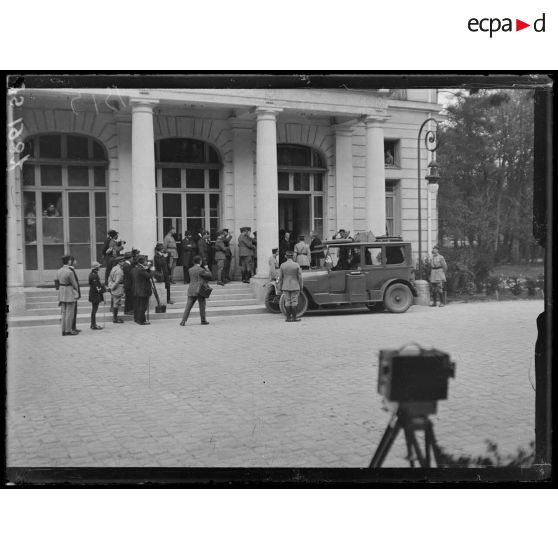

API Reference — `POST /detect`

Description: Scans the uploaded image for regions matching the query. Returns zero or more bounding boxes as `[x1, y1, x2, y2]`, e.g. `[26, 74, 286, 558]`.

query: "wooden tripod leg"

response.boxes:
[425, 420, 444, 467]
[404, 425, 428, 468]
[369, 415, 401, 468]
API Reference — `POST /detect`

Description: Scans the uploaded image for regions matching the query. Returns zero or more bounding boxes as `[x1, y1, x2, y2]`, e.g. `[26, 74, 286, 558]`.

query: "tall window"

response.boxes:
[20, 134, 108, 271]
[385, 180, 401, 236]
[155, 138, 221, 239]
[277, 144, 326, 237]
[384, 139, 399, 167]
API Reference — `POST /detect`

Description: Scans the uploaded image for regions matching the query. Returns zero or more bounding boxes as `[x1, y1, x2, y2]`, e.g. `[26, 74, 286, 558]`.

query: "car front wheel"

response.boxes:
[264, 285, 282, 313]
[383, 283, 413, 313]
[279, 291, 309, 318]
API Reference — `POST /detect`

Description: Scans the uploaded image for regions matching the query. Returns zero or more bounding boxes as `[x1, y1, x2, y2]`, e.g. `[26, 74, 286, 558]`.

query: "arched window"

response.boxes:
[20, 133, 108, 277]
[277, 144, 326, 238]
[155, 138, 222, 240]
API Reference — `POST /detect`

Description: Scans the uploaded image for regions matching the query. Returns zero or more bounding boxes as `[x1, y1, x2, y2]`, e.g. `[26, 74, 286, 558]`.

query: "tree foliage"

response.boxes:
[437, 89, 537, 269]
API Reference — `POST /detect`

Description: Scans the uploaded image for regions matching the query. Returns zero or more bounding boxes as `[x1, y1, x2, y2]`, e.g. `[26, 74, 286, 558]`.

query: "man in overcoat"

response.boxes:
[214, 231, 227, 286]
[238, 226, 255, 283]
[88, 261, 105, 330]
[426, 245, 448, 307]
[133, 256, 154, 325]
[278, 250, 304, 322]
[180, 231, 197, 284]
[57, 254, 80, 336]
[179, 255, 213, 326]
[108, 256, 126, 323]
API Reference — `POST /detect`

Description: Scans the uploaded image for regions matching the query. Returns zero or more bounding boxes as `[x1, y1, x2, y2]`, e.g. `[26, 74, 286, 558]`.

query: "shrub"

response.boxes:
[439, 440, 535, 468]
[484, 275, 501, 295]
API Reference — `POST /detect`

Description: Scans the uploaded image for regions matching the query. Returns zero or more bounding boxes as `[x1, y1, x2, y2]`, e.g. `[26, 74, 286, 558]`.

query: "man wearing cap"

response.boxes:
[163, 227, 178, 283]
[214, 231, 227, 286]
[56, 254, 80, 336]
[278, 250, 303, 322]
[180, 231, 197, 284]
[103, 229, 125, 286]
[222, 229, 233, 283]
[238, 227, 255, 283]
[122, 251, 136, 315]
[68, 256, 82, 333]
[88, 261, 105, 330]
[133, 256, 155, 325]
[268, 248, 279, 281]
[197, 230, 211, 268]
[108, 256, 126, 323]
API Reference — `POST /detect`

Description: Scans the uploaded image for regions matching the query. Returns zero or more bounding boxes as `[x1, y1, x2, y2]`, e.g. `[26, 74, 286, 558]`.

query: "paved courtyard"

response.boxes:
[7, 300, 542, 469]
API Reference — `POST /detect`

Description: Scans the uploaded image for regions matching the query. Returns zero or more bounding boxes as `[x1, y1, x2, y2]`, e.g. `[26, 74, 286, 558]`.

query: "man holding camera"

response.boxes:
[132, 256, 154, 325]
[103, 230, 126, 286]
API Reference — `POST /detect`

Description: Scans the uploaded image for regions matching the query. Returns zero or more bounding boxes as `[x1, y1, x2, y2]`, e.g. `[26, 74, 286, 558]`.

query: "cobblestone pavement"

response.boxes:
[7, 300, 542, 468]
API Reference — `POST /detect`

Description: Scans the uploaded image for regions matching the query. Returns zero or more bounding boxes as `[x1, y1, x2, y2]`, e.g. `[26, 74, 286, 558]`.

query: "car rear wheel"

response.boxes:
[264, 285, 281, 313]
[279, 291, 309, 318]
[383, 283, 413, 313]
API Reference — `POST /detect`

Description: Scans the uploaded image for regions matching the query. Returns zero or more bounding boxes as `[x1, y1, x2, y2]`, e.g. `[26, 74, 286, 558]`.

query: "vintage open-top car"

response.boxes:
[264, 236, 418, 318]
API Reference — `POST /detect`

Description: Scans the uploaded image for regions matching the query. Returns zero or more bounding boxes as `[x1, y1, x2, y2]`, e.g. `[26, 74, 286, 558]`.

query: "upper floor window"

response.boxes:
[157, 138, 220, 165]
[155, 139, 222, 190]
[21, 134, 108, 188]
[384, 139, 399, 167]
[277, 144, 326, 193]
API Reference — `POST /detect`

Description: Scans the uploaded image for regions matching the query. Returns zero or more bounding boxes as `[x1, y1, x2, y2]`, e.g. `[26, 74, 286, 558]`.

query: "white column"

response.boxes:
[365, 116, 388, 236]
[255, 107, 282, 277]
[7, 97, 24, 288]
[131, 99, 158, 256]
[334, 124, 354, 232]
[114, 113, 133, 245]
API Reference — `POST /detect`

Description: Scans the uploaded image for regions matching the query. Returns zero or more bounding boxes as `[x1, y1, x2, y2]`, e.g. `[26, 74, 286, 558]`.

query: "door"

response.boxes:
[278, 195, 310, 241]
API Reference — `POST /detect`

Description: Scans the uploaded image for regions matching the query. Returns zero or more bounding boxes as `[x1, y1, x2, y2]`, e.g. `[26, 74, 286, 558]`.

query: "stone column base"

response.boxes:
[413, 279, 431, 306]
[7, 287, 26, 314]
[249, 275, 270, 303]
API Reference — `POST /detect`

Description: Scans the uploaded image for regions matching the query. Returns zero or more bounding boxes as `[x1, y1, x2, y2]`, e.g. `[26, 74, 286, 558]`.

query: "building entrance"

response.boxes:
[278, 195, 311, 242]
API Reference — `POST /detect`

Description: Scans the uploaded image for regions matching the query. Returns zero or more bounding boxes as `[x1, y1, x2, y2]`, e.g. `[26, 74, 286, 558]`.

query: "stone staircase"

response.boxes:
[8, 281, 266, 328]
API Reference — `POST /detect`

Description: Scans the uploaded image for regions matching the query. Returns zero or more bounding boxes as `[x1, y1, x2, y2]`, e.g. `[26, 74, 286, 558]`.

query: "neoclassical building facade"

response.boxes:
[7, 87, 441, 288]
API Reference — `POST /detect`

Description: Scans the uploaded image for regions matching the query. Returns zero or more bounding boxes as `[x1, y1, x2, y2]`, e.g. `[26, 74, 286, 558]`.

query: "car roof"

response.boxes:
[322, 239, 409, 247]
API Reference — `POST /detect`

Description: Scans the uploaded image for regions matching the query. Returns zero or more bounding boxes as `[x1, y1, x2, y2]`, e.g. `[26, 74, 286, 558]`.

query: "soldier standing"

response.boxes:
[238, 226, 255, 283]
[426, 245, 448, 307]
[180, 231, 197, 284]
[278, 250, 303, 322]
[222, 229, 233, 283]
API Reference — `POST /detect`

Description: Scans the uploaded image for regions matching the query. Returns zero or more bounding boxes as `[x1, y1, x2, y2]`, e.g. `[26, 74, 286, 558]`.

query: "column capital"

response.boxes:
[364, 113, 390, 128]
[255, 106, 283, 119]
[228, 116, 254, 131]
[332, 123, 354, 136]
[130, 98, 159, 112]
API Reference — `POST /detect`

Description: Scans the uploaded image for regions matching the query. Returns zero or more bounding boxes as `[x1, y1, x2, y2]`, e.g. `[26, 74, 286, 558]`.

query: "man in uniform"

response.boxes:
[103, 229, 125, 286]
[426, 245, 448, 307]
[108, 256, 126, 323]
[180, 231, 197, 284]
[68, 255, 81, 333]
[238, 226, 255, 283]
[214, 230, 227, 286]
[133, 256, 155, 325]
[57, 254, 80, 336]
[278, 250, 303, 322]
[221, 229, 233, 283]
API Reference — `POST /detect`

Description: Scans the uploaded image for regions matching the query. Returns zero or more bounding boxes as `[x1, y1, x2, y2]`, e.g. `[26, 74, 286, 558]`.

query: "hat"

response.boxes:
[155, 242, 164, 250]
[285, 250, 294, 257]
[123, 251, 133, 259]
[91, 261, 101, 269]
[114, 256, 125, 263]
[108, 229, 118, 238]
